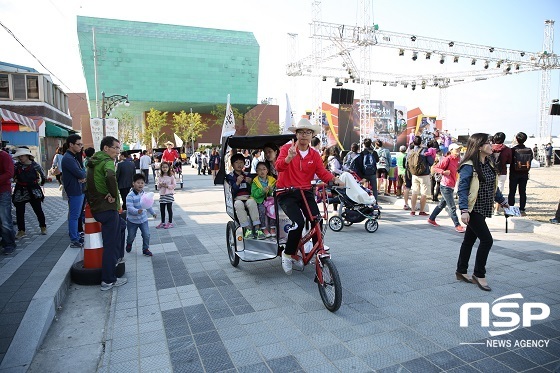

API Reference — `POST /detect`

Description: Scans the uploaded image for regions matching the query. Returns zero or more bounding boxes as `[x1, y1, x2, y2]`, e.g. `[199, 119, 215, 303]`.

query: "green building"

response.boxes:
[77, 16, 260, 120]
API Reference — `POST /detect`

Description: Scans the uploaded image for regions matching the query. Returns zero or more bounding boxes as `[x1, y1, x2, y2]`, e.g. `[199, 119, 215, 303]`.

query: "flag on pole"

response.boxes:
[173, 133, 184, 147]
[151, 135, 156, 148]
[220, 94, 236, 143]
[283, 93, 295, 134]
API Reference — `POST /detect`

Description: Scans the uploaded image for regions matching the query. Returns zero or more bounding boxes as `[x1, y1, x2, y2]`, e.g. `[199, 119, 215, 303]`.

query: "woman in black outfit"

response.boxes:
[456, 133, 508, 291]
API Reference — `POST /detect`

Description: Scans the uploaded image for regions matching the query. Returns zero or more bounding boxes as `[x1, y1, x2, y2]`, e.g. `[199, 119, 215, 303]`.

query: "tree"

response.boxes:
[210, 104, 247, 135]
[172, 110, 208, 153]
[144, 108, 168, 148]
[265, 119, 281, 135]
[116, 112, 140, 145]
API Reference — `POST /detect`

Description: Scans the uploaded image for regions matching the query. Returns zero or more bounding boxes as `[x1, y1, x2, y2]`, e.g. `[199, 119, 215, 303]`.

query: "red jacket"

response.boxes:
[433, 154, 460, 188]
[162, 149, 179, 163]
[276, 143, 334, 189]
[0, 150, 14, 194]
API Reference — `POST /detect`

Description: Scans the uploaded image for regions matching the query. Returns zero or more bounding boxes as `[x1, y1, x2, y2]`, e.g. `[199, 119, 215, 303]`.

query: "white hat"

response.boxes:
[165, 141, 174, 146]
[448, 143, 461, 151]
[288, 118, 322, 135]
[12, 147, 33, 158]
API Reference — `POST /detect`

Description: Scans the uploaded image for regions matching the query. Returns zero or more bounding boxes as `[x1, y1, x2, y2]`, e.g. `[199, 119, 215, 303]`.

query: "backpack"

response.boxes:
[513, 147, 532, 172]
[377, 149, 388, 170]
[363, 152, 377, 176]
[408, 148, 427, 176]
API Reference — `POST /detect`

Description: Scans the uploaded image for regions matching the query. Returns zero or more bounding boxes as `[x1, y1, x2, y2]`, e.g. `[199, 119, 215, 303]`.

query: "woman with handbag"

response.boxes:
[51, 147, 63, 190]
[12, 148, 47, 238]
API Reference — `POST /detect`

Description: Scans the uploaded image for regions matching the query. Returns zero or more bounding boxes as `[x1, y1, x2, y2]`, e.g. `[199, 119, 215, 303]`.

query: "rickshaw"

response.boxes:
[215, 135, 342, 312]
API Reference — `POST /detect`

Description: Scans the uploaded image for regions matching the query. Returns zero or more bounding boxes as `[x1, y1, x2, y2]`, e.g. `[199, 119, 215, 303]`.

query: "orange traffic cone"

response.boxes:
[83, 203, 103, 269]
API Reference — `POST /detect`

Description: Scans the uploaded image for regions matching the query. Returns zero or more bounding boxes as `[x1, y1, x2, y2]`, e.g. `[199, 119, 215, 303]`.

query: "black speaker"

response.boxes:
[550, 103, 560, 116]
[331, 88, 354, 105]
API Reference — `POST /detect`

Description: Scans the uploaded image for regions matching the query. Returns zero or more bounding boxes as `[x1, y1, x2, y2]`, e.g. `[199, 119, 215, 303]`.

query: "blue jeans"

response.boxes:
[429, 185, 460, 227]
[126, 220, 150, 250]
[0, 191, 16, 251]
[93, 210, 125, 284]
[67, 194, 85, 242]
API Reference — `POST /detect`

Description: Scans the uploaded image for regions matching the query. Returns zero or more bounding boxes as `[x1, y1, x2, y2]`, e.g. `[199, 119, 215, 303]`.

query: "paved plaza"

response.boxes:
[1, 166, 559, 372]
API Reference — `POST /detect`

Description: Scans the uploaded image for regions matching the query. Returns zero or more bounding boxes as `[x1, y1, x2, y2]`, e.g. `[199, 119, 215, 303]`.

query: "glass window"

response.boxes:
[13, 75, 26, 100]
[0, 74, 9, 99]
[27, 75, 39, 99]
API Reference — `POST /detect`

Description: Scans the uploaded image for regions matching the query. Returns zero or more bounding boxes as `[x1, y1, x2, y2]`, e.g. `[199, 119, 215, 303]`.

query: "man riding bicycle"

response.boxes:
[276, 118, 344, 275]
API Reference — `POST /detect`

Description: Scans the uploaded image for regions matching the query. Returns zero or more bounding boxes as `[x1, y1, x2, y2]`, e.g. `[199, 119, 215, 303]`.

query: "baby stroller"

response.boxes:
[328, 172, 380, 233]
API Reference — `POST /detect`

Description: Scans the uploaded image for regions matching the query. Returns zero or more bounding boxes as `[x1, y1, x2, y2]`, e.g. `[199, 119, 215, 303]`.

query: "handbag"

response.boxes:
[51, 166, 61, 176]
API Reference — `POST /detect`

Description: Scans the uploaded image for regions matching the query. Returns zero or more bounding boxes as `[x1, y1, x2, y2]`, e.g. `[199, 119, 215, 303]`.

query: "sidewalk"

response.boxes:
[3, 168, 560, 372]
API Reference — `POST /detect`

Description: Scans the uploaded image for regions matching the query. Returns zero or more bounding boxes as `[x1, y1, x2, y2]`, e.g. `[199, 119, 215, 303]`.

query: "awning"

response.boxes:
[45, 121, 69, 138]
[0, 108, 38, 131]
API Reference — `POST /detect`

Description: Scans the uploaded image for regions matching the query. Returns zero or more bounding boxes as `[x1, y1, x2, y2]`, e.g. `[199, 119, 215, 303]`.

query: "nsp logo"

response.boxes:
[460, 293, 550, 337]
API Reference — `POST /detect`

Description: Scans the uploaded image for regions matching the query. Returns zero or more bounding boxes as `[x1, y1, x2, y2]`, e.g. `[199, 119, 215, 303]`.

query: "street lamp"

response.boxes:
[101, 91, 130, 136]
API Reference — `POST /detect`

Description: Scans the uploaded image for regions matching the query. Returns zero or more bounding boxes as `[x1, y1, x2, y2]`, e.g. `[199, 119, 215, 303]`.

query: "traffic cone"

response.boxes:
[83, 203, 103, 269]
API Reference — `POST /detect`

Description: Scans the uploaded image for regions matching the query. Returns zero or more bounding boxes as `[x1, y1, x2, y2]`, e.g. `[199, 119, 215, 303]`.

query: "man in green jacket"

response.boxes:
[86, 136, 127, 291]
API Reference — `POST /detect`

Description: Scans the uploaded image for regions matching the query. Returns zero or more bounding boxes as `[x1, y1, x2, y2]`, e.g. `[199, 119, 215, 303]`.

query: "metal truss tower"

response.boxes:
[310, 0, 324, 141]
[538, 20, 555, 162]
[287, 3, 559, 143]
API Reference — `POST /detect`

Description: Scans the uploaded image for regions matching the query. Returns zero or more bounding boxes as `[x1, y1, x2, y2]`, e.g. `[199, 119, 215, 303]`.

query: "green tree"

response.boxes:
[265, 119, 281, 135]
[144, 108, 168, 148]
[116, 112, 139, 145]
[210, 104, 247, 135]
[172, 110, 208, 152]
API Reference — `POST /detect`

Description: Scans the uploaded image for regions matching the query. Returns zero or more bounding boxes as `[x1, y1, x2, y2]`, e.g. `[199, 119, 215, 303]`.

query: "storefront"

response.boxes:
[0, 107, 40, 161]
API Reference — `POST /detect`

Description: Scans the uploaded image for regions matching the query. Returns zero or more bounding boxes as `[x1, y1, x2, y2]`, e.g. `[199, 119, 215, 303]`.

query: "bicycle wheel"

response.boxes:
[365, 219, 378, 233]
[328, 216, 343, 232]
[226, 221, 240, 267]
[317, 257, 342, 312]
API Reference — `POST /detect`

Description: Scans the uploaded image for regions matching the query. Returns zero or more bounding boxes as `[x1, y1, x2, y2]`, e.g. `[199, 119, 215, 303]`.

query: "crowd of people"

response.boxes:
[0, 126, 557, 291]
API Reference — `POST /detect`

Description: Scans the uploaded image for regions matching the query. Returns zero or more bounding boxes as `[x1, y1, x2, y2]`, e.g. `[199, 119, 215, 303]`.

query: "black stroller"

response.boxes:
[327, 172, 381, 233]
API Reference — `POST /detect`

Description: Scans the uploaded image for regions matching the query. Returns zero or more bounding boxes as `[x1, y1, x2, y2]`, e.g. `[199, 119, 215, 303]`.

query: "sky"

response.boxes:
[1, 0, 560, 140]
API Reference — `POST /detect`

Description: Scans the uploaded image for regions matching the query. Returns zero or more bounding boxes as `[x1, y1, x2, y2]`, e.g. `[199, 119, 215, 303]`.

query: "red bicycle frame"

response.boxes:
[277, 184, 331, 284]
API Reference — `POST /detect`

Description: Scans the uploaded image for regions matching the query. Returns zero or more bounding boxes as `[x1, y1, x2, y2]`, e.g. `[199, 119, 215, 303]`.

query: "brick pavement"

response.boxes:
[90, 168, 560, 372]
[0, 182, 69, 365]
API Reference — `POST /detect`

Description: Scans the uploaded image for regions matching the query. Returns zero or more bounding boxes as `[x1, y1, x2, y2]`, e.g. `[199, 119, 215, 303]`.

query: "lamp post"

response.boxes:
[101, 91, 130, 137]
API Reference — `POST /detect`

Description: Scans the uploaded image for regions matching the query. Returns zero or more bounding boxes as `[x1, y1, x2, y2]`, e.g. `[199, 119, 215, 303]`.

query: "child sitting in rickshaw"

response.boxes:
[226, 153, 266, 240]
[251, 162, 277, 238]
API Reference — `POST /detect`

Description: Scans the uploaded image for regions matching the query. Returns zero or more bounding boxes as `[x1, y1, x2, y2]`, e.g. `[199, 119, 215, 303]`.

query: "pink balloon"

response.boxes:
[140, 192, 154, 209]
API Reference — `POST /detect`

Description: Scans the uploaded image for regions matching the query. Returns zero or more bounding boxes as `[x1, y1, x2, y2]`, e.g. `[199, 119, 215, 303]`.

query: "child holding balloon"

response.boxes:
[125, 173, 157, 256]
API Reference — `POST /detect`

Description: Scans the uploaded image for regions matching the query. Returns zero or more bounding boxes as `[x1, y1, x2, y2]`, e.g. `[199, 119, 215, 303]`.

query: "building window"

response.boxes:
[27, 75, 39, 100]
[13, 74, 26, 100]
[0, 74, 9, 99]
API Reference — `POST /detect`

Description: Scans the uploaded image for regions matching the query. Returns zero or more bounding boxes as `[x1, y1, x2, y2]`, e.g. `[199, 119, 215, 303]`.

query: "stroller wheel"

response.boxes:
[365, 219, 379, 233]
[328, 216, 343, 232]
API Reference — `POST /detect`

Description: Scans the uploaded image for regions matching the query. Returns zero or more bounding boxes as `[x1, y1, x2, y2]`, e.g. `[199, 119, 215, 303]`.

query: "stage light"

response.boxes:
[497, 61, 502, 68]
[439, 55, 445, 64]
[453, 56, 459, 63]
[421, 81, 426, 89]
[471, 58, 476, 65]
[434, 81, 439, 87]
[412, 52, 418, 61]
[403, 83, 408, 88]
[449, 41, 454, 47]
[520, 52, 525, 57]
[344, 78, 349, 83]
[489, 47, 495, 52]
[515, 64, 520, 70]
[484, 61, 489, 69]
[411, 36, 417, 42]
[506, 64, 511, 72]
[383, 82, 387, 86]
[425, 52, 431, 59]
[322, 76, 327, 81]
[398, 49, 405, 56]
